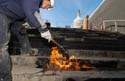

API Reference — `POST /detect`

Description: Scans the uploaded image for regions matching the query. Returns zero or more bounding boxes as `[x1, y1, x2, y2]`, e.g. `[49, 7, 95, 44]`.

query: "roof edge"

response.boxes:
[89, 0, 105, 19]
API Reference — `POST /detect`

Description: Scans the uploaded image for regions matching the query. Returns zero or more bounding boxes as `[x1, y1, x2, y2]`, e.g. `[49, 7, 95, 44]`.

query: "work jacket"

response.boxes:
[0, 0, 42, 28]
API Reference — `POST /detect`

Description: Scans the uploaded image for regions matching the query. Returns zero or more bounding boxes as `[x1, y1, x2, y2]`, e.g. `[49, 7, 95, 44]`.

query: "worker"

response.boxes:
[0, 0, 55, 81]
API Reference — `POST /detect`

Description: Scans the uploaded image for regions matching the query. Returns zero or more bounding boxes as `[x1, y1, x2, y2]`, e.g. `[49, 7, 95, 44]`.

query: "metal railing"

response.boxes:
[103, 19, 125, 32]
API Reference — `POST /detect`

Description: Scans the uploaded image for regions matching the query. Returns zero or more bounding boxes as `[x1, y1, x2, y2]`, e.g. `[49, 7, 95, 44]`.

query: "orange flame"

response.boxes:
[49, 47, 95, 71]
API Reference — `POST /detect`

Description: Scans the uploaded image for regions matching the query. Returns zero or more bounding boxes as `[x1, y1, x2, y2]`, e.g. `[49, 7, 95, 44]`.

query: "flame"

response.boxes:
[49, 47, 95, 71]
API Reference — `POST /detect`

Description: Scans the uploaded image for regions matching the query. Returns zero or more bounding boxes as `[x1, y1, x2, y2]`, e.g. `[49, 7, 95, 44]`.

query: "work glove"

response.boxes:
[40, 30, 52, 42]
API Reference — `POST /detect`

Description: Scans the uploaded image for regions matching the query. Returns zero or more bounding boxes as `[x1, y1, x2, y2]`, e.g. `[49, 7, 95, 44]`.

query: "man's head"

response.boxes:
[40, 0, 55, 10]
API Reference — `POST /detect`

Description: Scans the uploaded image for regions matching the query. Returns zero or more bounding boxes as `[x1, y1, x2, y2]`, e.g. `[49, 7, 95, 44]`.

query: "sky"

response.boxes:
[40, 0, 102, 27]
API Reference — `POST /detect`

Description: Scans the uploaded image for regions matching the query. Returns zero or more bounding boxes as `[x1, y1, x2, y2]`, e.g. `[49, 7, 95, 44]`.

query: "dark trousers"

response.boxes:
[10, 22, 32, 54]
[0, 13, 12, 81]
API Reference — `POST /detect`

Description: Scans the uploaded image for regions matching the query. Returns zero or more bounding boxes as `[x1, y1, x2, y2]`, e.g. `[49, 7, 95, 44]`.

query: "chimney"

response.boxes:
[83, 15, 89, 30]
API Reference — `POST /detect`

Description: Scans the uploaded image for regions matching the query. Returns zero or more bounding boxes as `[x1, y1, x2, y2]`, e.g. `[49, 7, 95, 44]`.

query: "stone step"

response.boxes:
[67, 49, 125, 58]
[12, 65, 64, 81]
[11, 55, 125, 69]
[12, 65, 125, 81]
[11, 55, 37, 67]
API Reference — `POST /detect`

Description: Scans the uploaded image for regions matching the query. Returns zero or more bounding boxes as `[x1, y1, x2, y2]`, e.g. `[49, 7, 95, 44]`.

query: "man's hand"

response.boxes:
[40, 30, 52, 42]
[19, 26, 27, 35]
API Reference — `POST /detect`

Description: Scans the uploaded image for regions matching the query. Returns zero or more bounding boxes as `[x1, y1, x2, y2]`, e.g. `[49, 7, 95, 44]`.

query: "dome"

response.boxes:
[71, 10, 83, 28]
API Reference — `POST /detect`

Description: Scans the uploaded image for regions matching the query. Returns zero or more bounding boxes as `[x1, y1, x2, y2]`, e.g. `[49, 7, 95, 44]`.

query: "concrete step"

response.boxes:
[11, 55, 64, 81]
[11, 55, 37, 67]
[11, 54, 125, 69]
[12, 65, 63, 81]
[68, 49, 125, 58]
[12, 65, 125, 81]
[11, 55, 125, 81]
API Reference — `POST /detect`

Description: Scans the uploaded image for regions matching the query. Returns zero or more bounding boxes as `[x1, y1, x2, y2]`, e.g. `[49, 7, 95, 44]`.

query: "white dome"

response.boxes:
[71, 10, 83, 28]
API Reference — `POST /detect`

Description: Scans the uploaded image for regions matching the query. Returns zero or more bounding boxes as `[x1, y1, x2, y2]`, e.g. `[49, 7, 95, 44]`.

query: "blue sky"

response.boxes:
[40, 0, 102, 27]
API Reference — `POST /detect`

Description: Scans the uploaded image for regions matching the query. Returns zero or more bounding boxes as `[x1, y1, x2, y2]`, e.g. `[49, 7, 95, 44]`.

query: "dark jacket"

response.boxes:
[0, 0, 42, 28]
